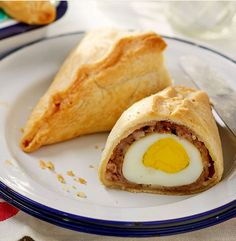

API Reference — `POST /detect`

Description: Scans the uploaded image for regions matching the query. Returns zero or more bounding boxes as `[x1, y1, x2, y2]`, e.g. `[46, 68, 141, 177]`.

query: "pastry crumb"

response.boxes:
[74, 177, 87, 184]
[46, 161, 55, 171]
[67, 170, 75, 177]
[4, 160, 13, 165]
[79, 177, 87, 185]
[77, 192, 87, 198]
[19, 127, 24, 133]
[39, 160, 55, 171]
[89, 164, 94, 169]
[72, 185, 77, 190]
[39, 160, 47, 169]
[57, 174, 66, 184]
[95, 145, 99, 149]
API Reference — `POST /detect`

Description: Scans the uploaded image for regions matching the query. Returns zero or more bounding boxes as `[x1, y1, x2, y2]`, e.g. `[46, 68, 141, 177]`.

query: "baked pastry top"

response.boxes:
[21, 29, 171, 152]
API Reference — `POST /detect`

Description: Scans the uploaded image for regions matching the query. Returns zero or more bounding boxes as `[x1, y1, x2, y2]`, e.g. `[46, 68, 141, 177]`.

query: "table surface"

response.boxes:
[1, 1, 236, 241]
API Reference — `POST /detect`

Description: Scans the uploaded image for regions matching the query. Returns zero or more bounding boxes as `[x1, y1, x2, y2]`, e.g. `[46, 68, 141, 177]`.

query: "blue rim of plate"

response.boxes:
[0, 182, 235, 231]
[0, 180, 235, 229]
[0, 187, 236, 237]
[0, 32, 235, 228]
[0, 1, 68, 40]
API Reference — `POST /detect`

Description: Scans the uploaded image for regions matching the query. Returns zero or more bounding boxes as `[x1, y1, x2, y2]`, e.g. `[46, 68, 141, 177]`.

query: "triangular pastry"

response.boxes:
[21, 29, 171, 152]
[99, 86, 223, 194]
[0, 1, 56, 25]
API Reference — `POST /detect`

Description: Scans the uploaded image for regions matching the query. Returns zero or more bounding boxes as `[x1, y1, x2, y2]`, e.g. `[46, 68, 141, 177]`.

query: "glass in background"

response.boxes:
[166, 1, 236, 39]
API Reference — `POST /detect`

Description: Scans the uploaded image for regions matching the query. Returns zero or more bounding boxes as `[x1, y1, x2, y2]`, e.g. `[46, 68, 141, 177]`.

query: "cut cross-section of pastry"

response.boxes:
[0, 1, 56, 25]
[20, 29, 171, 152]
[99, 86, 223, 195]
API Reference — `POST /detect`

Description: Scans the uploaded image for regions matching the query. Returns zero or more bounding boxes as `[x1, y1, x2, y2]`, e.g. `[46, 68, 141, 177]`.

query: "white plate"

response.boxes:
[0, 33, 235, 224]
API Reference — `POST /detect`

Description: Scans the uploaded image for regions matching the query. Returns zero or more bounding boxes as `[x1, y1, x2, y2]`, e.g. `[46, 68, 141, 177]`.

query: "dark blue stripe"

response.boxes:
[0, 188, 235, 237]
[1, 185, 234, 231]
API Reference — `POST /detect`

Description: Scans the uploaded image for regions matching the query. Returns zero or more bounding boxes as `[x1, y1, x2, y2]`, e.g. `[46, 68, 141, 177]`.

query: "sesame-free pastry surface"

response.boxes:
[99, 86, 223, 195]
[0, 1, 56, 25]
[21, 29, 171, 152]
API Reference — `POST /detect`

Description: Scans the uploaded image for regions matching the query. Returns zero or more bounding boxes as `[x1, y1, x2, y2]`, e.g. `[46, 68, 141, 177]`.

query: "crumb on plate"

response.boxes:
[67, 170, 75, 177]
[77, 192, 87, 198]
[46, 161, 55, 171]
[89, 164, 94, 169]
[72, 185, 77, 190]
[57, 174, 66, 184]
[79, 177, 87, 185]
[39, 160, 47, 169]
[74, 177, 87, 185]
[19, 127, 24, 133]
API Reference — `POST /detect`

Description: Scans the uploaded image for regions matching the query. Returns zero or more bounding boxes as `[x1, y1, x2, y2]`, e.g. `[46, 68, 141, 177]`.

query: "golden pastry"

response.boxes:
[0, 1, 56, 25]
[20, 29, 171, 152]
[99, 86, 223, 195]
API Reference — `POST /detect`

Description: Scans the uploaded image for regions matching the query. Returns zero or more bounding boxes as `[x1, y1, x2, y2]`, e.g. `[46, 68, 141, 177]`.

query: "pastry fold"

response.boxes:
[0, 1, 56, 25]
[21, 29, 171, 152]
[99, 86, 223, 195]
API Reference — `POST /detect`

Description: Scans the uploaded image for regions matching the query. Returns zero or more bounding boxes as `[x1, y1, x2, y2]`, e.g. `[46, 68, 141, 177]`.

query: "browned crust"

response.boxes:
[0, 1, 56, 25]
[20, 30, 170, 152]
[105, 121, 216, 195]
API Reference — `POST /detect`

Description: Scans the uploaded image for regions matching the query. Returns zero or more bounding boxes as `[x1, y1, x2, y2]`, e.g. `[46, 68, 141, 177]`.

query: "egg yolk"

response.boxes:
[143, 138, 189, 173]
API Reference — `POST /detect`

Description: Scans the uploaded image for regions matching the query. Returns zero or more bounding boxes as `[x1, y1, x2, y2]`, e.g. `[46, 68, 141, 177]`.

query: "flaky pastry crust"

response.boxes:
[21, 29, 171, 152]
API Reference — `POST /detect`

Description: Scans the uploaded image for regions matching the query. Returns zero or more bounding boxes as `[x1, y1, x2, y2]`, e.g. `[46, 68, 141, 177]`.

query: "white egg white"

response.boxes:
[122, 133, 203, 187]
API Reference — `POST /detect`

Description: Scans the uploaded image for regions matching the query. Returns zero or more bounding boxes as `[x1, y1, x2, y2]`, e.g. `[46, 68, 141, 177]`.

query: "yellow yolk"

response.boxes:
[143, 138, 189, 173]
[122, 133, 203, 186]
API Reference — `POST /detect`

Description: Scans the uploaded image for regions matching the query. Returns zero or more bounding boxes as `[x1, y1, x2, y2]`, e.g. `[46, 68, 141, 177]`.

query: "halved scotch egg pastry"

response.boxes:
[20, 29, 171, 152]
[99, 86, 223, 195]
[0, 1, 56, 25]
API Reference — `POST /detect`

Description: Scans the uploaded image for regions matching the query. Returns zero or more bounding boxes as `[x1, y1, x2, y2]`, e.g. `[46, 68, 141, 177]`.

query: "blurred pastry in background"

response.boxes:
[0, 1, 56, 25]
